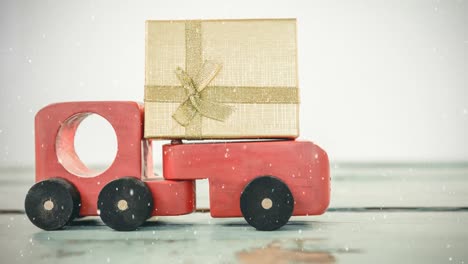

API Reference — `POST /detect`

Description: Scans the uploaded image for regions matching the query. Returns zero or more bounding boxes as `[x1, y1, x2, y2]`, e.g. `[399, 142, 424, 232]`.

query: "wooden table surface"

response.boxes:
[1, 163, 467, 263]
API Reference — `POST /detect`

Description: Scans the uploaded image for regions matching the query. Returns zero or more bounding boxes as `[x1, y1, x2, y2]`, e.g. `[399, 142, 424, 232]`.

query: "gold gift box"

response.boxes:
[144, 18, 299, 139]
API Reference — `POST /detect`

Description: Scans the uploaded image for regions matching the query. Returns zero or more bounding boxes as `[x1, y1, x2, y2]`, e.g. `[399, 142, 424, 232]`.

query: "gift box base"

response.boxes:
[144, 101, 299, 139]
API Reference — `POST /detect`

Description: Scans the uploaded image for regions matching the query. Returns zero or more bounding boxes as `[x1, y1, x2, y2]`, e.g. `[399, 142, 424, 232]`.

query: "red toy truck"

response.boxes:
[25, 101, 330, 231]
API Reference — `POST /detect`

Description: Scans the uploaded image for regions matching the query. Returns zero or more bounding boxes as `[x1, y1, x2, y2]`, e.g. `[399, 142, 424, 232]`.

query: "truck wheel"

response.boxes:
[24, 178, 81, 230]
[98, 177, 153, 231]
[240, 176, 294, 231]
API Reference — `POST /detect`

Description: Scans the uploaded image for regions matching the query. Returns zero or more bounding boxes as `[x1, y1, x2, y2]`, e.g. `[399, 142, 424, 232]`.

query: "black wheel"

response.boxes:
[24, 178, 81, 230]
[98, 177, 153, 231]
[240, 176, 294, 231]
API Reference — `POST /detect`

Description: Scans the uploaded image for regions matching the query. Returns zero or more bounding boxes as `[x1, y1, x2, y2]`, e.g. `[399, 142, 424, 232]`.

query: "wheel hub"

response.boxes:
[117, 199, 129, 211]
[43, 200, 54, 211]
[261, 198, 273, 210]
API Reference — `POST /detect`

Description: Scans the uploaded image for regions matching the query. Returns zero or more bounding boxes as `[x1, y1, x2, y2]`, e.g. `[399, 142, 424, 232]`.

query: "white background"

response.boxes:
[1, 0, 467, 168]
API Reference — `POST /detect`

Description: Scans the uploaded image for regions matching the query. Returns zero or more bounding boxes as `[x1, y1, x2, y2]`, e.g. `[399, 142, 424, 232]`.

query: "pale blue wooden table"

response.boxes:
[1, 163, 467, 263]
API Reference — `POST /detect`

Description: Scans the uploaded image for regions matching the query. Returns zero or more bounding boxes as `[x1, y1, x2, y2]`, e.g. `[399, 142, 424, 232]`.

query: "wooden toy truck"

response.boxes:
[25, 101, 330, 231]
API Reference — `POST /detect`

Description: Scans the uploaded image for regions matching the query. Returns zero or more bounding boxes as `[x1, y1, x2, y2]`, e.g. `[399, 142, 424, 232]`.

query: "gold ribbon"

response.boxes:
[145, 86, 299, 104]
[171, 61, 233, 127]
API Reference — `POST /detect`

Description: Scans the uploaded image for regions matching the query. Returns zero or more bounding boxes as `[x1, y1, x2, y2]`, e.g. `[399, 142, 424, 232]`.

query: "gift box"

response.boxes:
[144, 19, 299, 139]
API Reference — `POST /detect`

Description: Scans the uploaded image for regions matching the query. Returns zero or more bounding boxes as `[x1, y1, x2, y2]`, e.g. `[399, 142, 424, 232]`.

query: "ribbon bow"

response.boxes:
[172, 61, 233, 127]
